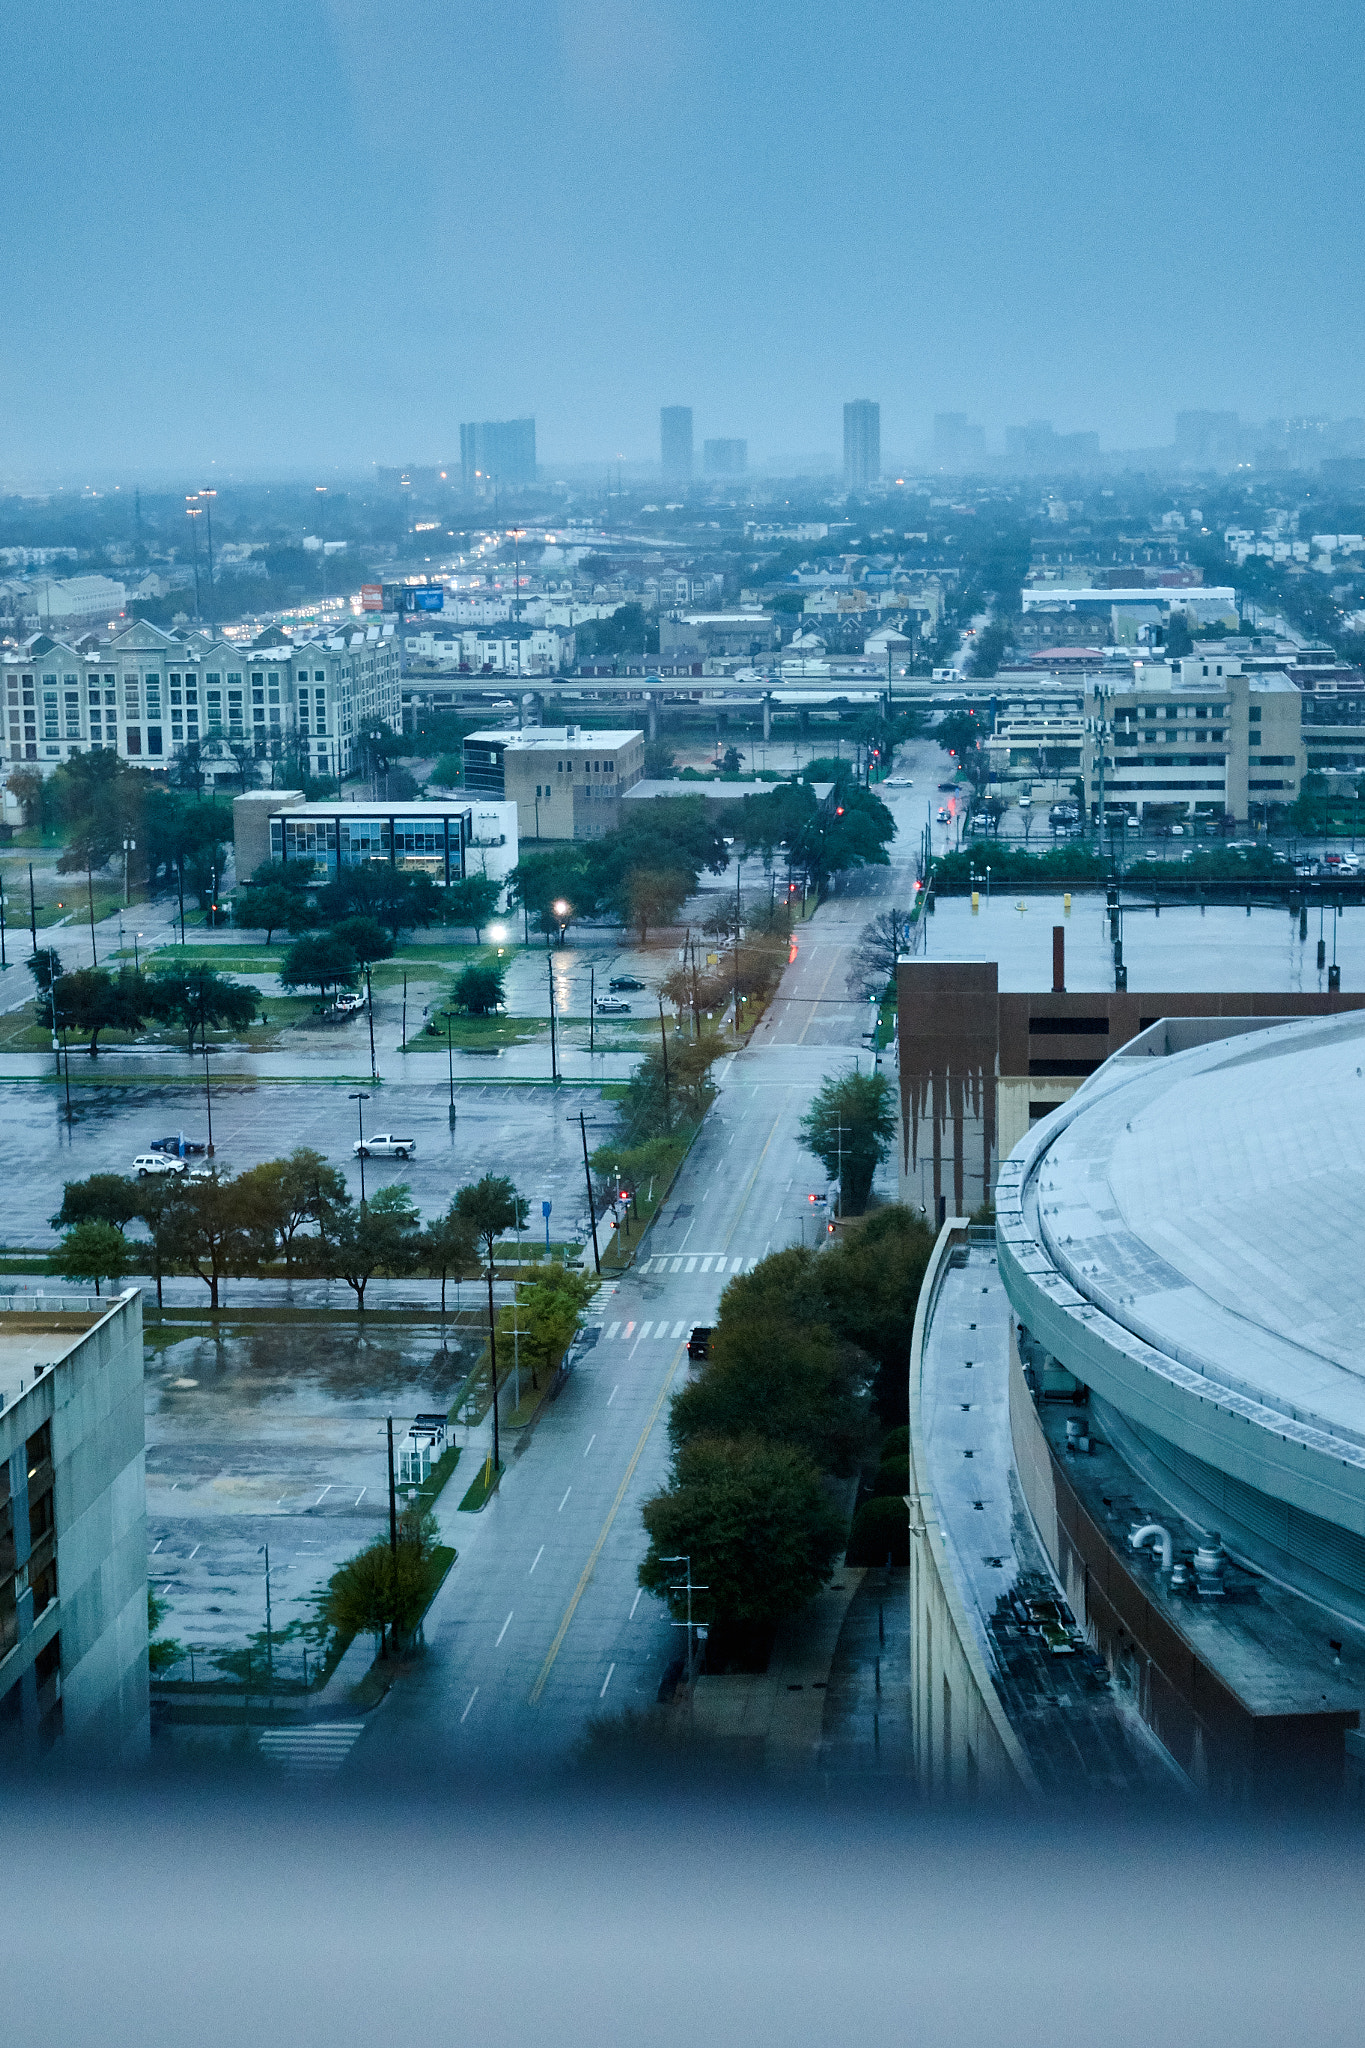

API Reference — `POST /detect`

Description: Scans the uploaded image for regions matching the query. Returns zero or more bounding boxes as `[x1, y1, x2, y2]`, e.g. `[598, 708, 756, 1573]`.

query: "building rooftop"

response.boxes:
[0, 1299, 110, 1415]
[918, 897, 1364, 994]
[464, 727, 643, 748]
[921, 1245, 1174, 1793]
[1023, 1009, 1365, 1449]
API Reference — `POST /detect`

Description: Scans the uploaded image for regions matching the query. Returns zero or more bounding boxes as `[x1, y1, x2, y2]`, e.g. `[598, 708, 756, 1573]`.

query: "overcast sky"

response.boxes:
[6, 0, 1363, 480]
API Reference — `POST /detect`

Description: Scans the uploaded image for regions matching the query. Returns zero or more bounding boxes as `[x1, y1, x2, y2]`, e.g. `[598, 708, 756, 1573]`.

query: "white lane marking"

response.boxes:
[638, 1258, 653, 1274]
[606, 1320, 620, 1340]
[657, 1324, 670, 1341]
[629, 1587, 643, 1619]
[583, 1434, 596, 1457]
[685, 1256, 697, 1272]
[623, 1321, 635, 1340]
[700, 1256, 713, 1272]
[496, 1610, 513, 1647]
[354, 1487, 366, 1505]
[599, 1662, 616, 1699]
[672, 1320, 686, 1338]
[732, 1257, 744, 1271]
[150, 1538, 163, 1554]
[530, 1545, 544, 1573]
[187, 1544, 200, 1560]
[671, 1257, 684, 1273]
[460, 1688, 479, 1723]
[639, 1320, 653, 1339]
[746, 1256, 758, 1271]
[558, 1486, 572, 1512]
[607, 1384, 619, 1406]
[315, 1485, 332, 1504]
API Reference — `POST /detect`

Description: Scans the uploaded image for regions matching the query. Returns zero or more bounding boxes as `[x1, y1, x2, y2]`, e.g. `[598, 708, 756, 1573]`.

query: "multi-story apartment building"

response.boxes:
[1, 616, 400, 784]
[463, 725, 644, 841]
[1, 1290, 148, 1760]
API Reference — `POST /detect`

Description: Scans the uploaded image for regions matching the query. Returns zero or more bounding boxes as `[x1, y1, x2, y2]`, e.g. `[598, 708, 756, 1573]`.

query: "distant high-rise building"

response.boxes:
[703, 438, 747, 477]
[933, 413, 987, 469]
[1174, 411, 1242, 468]
[1004, 420, 1100, 471]
[459, 418, 537, 491]
[843, 400, 881, 490]
[660, 406, 693, 484]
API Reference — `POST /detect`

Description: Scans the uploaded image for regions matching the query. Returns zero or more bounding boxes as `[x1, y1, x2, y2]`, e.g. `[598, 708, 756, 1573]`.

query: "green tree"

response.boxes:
[451, 960, 505, 1014]
[669, 1312, 866, 1480]
[639, 1434, 845, 1629]
[320, 1501, 441, 1655]
[165, 1174, 254, 1310]
[843, 907, 903, 1001]
[238, 884, 303, 943]
[278, 1146, 351, 1261]
[444, 873, 501, 940]
[59, 966, 149, 1056]
[147, 967, 257, 1053]
[421, 1204, 479, 1315]
[317, 866, 441, 943]
[51, 1173, 140, 1235]
[58, 1220, 133, 1297]
[643, 741, 676, 779]
[818, 1206, 937, 1425]
[619, 866, 691, 942]
[326, 1187, 421, 1310]
[331, 915, 393, 968]
[454, 1174, 529, 1470]
[503, 1263, 594, 1390]
[799, 1067, 895, 1216]
[278, 933, 358, 1003]
[147, 1587, 182, 1675]
[430, 753, 463, 788]
[134, 1176, 186, 1310]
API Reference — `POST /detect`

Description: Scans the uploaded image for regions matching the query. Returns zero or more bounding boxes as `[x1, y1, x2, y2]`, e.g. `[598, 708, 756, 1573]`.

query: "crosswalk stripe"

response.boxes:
[672, 1320, 686, 1338]
[700, 1256, 713, 1271]
[732, 1257, 744, 1272]
[606, 1320, 620, 1340]
[257, 1722, 365, 1775]
[639, 1320, 652, 1339]
[638, 1258, 653, 1273]
[686, 1257, 697, 1272]
[746, 1256, 758, 1271]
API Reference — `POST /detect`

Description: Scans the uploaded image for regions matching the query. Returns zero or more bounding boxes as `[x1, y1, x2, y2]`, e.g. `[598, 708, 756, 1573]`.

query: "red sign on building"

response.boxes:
[360, 583, 383, 612]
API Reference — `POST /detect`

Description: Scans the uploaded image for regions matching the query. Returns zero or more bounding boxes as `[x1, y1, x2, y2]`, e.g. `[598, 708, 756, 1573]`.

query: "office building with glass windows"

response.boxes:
[234, 792, 517, 895]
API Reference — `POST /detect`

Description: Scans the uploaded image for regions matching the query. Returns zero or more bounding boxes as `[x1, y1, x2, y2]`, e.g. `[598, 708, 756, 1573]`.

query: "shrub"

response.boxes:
[845, 1493, 909, 1566]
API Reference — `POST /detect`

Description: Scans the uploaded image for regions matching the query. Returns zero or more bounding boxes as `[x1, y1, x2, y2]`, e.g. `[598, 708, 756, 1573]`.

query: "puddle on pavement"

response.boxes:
[149, 1323, 476, 1415]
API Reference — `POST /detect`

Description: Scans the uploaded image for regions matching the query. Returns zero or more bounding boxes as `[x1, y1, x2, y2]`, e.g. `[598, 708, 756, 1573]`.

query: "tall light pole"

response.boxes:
[316, 485, 328, 599]
[200, 488, 217, 628]
[350, 1090, 371, 1206]
[185, 501, 203, 620]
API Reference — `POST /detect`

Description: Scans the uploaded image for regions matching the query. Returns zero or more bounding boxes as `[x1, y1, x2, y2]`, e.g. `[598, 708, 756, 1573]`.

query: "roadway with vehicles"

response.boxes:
[356, 778, 922, 1774]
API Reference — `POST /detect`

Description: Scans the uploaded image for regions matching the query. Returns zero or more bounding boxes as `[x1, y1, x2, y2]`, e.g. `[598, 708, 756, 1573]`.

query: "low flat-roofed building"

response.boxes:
[233, 794, 517, 892]
[1, 1290, 148, 1761]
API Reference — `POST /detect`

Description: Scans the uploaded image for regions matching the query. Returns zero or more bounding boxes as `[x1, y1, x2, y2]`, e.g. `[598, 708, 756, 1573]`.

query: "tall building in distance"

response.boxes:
[703, 438, 746, 477]
[459, 418, 537, 491]
[660, 406, 693, 485]
[843, 400, 881, 490]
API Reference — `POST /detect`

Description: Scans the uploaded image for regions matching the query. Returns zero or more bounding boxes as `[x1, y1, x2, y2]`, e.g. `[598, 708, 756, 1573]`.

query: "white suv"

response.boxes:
[133, 1153, 187, 1178]
[354, 1134, 416, 1160]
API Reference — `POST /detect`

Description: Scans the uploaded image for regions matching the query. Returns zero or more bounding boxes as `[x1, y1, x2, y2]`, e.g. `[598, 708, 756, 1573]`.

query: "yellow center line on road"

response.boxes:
[797, 947, 841, 1043]
[528, 1342, 685, 1706]
[721, 1111, 781, 1253]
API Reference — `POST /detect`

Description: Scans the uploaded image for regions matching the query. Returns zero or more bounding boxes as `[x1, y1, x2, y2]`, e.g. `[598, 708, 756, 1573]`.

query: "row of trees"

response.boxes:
[30, 954, 257, 1055]
[51, 1155, 532, 1311]
[637, 1209, 936, 1657]
[238, 859, 503, 947]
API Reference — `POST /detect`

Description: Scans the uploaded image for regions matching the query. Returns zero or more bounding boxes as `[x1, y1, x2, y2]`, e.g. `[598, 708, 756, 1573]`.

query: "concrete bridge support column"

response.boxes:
[762, 691, 773, 743]
[643, 690, 658, 741]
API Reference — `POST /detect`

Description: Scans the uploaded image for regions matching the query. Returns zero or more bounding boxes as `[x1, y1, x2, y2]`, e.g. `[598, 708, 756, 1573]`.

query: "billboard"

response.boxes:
[360, 583, 383, 612]
[412, 587, 444, 612]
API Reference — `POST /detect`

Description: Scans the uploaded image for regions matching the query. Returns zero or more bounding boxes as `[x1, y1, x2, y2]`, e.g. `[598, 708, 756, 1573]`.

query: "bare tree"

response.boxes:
[844, 908, 904, 1001]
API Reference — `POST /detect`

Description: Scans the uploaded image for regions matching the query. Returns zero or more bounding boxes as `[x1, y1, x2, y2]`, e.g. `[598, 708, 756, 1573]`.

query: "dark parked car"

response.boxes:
[937, 781, 958, 792]
[608, 975, 645, 991]
[149, 1135, 207, 1156]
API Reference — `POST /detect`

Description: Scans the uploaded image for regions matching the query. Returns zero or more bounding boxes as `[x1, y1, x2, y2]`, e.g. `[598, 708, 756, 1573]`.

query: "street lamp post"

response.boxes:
[185, 501, 203, 620]
[350, 1090, 371, 1205]
[316, 485, 328, 598]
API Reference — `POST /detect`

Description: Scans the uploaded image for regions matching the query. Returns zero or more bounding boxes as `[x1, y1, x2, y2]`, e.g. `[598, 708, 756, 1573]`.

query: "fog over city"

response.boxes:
[6, 0, 1364, 478]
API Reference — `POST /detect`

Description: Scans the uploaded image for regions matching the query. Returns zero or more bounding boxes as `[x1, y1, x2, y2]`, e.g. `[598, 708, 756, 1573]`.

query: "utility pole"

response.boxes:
[29, 863, 37, 955]
[262, 1542, 273, 1694]
[733, 855, 742, 1035]
[86, 865, 97, 966]
[201, 488, 216, 628]
[589, 966, 594, 1054]
[386, 1416, 399, 1652]
[366, 966, 377, 1080]
[658, 997, 671, 1126]
[579, 1110, 601, 1275]
[350, 1091, 370, 1205]
[547, 945, 558, 1081]
[661, 1554, 707, 1692]
[485, 1239, 501, 1478]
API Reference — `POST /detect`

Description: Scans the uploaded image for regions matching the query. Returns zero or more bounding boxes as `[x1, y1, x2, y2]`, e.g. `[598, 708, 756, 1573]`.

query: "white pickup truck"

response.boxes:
[354, 1134, 416, 1160]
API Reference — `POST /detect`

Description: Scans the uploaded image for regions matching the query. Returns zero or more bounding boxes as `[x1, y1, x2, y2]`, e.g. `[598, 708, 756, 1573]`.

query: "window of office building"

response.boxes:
[340, 818, 390, 867]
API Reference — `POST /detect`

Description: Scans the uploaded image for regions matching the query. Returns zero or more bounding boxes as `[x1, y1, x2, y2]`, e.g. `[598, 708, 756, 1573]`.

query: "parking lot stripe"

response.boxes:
[583, 1435, 596, 1457]
[607, 1384, 618, 1405]
[460, 1687, 479, 1723]
[629, 1587, 643, 1619]
[529, 1545, 544, 1574]
[558, 1486, 572, 1512]
[496, 1610, 513, 1646]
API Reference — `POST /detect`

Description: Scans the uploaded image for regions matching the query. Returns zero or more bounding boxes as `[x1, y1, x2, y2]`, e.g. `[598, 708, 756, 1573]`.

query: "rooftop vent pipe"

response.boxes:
[1129, 1522, 1173, 1573]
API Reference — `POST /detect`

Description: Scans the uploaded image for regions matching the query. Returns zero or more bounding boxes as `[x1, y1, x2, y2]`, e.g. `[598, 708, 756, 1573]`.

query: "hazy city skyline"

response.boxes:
[5, 0, 1364, 481]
